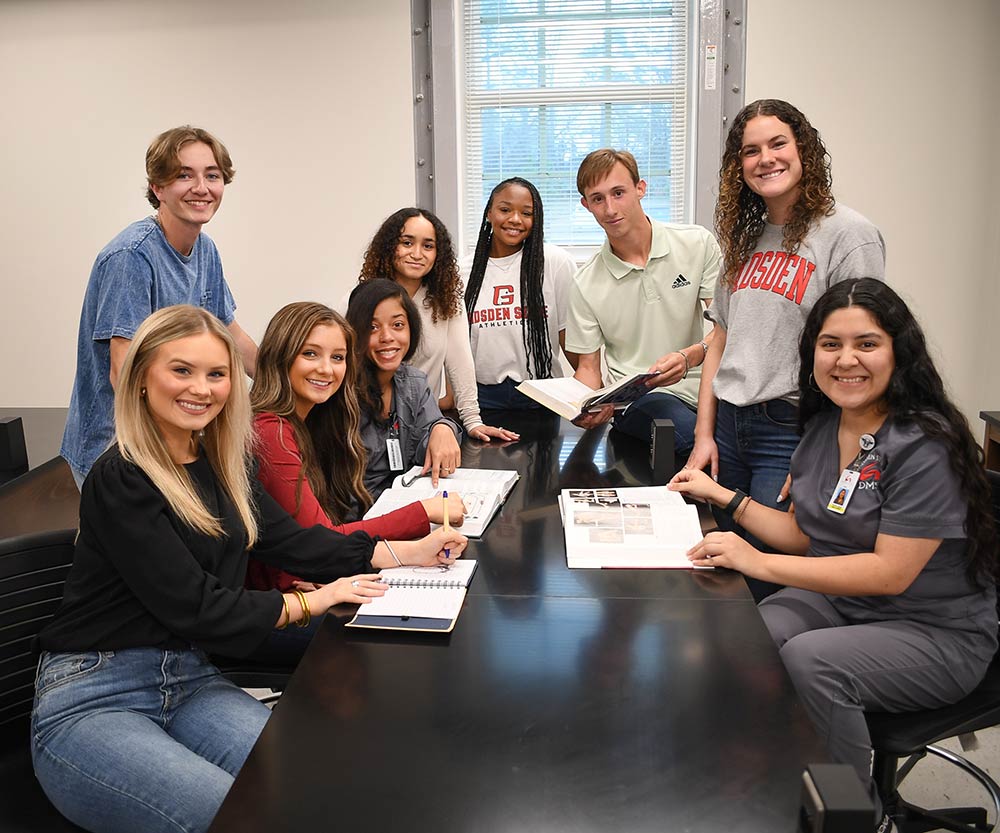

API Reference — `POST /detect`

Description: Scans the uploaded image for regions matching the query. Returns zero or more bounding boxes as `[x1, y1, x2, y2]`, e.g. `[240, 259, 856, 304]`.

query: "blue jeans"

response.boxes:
[31, 648, 270, 833]
[612, 391, 697, 455]
[714, 399, 801, 601]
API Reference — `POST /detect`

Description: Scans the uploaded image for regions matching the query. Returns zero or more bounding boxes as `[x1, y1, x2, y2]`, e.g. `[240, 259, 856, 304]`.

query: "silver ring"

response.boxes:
[351, 580, 360, 587]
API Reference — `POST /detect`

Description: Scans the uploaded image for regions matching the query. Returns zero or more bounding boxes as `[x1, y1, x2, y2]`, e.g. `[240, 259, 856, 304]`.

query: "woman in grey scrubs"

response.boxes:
[670, 279, 996, 829]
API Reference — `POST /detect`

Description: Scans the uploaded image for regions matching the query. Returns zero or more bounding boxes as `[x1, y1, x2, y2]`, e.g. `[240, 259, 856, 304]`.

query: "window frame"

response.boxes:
[414, 0, 747, 258]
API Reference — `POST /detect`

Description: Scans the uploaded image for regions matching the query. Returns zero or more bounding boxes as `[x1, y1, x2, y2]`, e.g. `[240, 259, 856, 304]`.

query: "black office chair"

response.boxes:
[867, 469, 1000, 833]
[0, 527, 292, 833]
[0, 528, 85, 832]
[210, 656, 290, 706]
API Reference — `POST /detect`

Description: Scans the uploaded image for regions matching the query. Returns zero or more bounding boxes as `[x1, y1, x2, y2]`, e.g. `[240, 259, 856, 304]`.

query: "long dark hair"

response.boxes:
[716, 99, 834, 288]
[346, 279, 422, 420]
[251, 302, 372, 521]
[798, 279, 996, 585]
[358, 207, 463, 323]
[464, 177, 552, 379]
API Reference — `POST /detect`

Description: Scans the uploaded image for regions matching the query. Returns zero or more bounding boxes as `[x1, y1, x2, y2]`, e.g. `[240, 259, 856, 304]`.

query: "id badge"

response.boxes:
[827, 468, 860, 514]
[386, 438, 404, 471]
[386, 412, 404, 471]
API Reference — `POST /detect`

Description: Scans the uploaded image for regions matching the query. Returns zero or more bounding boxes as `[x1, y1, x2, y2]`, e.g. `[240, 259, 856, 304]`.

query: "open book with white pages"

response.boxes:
[345, 559, 478, 633]
[363, 466, 519, 538]
[515, 372, 659, 422]
[558, 487, 709, 569]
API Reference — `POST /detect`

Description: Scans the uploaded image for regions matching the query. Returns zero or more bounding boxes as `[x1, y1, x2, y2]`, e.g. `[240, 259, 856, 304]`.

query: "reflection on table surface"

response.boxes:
[463, 411, 734, 601]
[209, 412, 825, 833]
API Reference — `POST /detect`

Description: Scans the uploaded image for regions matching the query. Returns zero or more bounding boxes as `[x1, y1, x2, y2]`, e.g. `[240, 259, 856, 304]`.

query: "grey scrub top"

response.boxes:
[789, 409, 996, 646]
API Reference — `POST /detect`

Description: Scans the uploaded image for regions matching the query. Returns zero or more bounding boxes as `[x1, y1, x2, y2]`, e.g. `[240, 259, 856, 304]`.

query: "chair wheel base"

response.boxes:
[891, 798, 991, 833]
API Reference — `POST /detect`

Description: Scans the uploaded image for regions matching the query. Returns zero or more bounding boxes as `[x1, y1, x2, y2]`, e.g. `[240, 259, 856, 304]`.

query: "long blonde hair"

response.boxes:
[114, 305, 258, 545]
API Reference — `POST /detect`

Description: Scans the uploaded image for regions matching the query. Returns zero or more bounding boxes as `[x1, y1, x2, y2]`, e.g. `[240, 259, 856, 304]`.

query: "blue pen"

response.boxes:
[442, 490, 451, 561]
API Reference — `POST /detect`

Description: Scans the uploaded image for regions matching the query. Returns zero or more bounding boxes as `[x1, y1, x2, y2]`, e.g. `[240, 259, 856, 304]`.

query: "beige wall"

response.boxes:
[4, 0, 998, 435]
[746, 0, 1000, 435]
[0, 0, 414, 407]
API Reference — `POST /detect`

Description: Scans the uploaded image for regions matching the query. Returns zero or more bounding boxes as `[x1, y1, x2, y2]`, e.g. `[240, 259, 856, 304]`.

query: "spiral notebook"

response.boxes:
[346, 560, 478, 633]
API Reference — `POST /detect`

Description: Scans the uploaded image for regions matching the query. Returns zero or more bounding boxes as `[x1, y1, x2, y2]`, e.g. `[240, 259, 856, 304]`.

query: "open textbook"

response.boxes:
[515, 372, 659, 421]
[559, 486, 708, 569]
[346, 559, 478, 633]
[363, 466, 519, 538]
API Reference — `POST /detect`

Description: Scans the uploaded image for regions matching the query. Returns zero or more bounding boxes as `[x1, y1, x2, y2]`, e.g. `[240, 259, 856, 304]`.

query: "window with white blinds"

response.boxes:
[461, 0, 691, 251]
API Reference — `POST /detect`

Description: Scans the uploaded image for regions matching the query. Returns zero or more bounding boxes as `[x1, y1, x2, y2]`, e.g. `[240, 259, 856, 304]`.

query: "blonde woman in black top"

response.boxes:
[32, 305, 465, 833]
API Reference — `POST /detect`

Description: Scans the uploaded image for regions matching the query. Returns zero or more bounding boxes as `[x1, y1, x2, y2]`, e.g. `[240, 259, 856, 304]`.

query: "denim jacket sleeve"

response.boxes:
[396, 366, 462, 466]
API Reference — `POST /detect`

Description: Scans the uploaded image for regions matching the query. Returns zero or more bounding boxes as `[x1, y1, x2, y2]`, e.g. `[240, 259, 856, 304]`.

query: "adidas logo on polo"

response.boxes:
[671, 274, 691, 289]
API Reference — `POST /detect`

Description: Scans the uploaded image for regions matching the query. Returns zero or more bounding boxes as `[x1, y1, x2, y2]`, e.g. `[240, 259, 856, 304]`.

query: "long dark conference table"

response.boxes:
[209, 411, 825, 832]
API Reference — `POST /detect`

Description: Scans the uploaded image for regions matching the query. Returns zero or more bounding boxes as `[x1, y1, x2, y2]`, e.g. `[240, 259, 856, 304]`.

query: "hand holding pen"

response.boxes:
[376, 529, 468, 569]
[419, 491, 466, 526]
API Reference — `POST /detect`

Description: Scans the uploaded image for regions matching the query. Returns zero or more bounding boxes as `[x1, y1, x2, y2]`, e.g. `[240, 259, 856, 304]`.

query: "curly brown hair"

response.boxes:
[715, 100, 834, 288]
[358, 208, 463, 323]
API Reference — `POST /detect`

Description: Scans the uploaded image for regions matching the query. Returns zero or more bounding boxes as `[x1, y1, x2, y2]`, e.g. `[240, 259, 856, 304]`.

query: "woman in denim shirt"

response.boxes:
[346, 279, 463, 500]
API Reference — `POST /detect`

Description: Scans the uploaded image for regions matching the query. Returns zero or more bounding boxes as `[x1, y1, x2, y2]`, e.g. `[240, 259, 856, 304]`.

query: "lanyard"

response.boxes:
[827, 433, 876, 515]
[386, 410, 404, 471]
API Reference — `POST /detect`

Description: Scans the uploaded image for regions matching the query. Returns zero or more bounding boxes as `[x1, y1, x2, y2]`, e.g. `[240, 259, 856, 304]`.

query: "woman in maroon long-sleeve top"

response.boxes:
[246, 301, 466, 593]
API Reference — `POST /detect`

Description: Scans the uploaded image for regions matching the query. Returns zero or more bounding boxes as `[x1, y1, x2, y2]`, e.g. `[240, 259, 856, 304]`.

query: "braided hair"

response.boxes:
[464, 178, 552, 379]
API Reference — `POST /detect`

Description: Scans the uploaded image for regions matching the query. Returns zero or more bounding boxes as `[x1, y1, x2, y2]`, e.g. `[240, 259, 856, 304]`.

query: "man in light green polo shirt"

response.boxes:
[565, 148, 720, 455]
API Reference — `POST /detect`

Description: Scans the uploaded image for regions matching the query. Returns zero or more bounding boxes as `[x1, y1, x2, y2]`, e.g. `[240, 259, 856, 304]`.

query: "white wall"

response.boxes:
[0, 0, 415, 406]
[745, 0, 1000, 435]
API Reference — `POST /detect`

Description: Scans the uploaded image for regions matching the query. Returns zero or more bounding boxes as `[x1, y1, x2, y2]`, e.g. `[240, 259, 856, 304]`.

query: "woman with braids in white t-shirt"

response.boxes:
[463, 177, 577, 410]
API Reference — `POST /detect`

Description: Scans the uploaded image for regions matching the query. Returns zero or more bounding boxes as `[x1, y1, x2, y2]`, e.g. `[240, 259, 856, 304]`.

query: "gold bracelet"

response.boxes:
[293, 589, 311, 628]
[296, 589, 311, 628]
[734, 496, 752, 524]
[384, 540, 403, 567]
[277, 593, 290, 630]
[301, 590, 312, 628]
